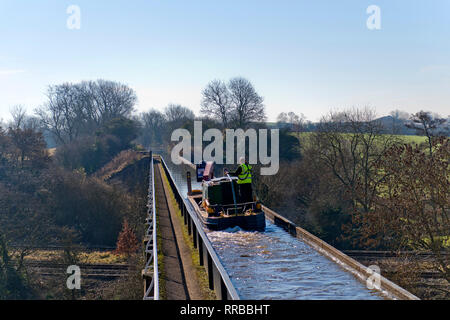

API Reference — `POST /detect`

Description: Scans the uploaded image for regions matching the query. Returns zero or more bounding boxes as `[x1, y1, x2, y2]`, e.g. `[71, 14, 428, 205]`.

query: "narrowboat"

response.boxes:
[186, 161, 265, 231]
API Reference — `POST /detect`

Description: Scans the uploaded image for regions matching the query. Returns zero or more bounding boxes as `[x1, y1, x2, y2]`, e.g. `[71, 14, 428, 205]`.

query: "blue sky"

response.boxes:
[0, 0, 449, 122]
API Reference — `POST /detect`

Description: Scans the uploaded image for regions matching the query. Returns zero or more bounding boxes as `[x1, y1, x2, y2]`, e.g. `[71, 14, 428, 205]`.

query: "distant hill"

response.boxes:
[269, 116, 417, 135]
[375, 116, 418, 135]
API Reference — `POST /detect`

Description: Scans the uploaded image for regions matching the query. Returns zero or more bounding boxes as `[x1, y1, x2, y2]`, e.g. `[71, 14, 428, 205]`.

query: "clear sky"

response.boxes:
[0, 0, 449, 123]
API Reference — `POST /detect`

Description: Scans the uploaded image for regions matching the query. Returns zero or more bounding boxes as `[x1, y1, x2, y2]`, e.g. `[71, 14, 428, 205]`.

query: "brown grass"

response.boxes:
[95, 150, 145, 181]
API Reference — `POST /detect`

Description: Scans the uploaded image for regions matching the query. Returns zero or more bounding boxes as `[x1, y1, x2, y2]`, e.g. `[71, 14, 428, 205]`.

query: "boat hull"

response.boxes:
[188, 196, 266, 232]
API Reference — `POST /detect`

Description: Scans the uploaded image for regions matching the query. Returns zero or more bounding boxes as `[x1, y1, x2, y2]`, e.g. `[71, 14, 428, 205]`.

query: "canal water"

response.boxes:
[162, 157, 384, 300]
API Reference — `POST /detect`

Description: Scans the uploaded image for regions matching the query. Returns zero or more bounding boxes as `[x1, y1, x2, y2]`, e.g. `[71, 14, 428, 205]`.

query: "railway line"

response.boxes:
[25, 262, 131, 280]
[343, 250, 448, 280]
[10, 245, 115, 252]
[343, 250, 449, 260]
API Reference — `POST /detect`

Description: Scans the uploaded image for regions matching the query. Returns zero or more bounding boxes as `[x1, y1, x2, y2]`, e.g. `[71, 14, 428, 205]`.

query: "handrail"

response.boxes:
[159, 155, 240, 300]
[143, 151, 159, 300]
[152, 153, 159, 300]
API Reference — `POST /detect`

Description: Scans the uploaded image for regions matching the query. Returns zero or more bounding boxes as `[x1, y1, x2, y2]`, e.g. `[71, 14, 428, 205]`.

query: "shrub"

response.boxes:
[114, 220, 139, 257]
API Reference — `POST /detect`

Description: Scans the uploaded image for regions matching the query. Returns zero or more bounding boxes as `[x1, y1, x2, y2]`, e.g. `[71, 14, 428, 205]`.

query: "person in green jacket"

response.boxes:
[227, 157, 253, 202]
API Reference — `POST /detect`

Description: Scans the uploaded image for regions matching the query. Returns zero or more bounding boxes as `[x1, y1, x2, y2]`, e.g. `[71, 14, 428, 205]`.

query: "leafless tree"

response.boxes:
[35, 80, 137, 145]
[164, 104, 195, 123]
[201, 80, 231, 127]
[9, 106, 42, 132]
[313, 107, 400, 214]
[277, 111, 307, 139]
[138, 109, 167, 148]
[276, 112, 288, 124]
[10, 105, 27, 130]
[201, 77, 266, 128]
[85, 80, 137, 125]
[228, 77, 266, 128]
[35, 83, 85, 144]
[361, 137, 450, 284]
[289, 112, 306, 136]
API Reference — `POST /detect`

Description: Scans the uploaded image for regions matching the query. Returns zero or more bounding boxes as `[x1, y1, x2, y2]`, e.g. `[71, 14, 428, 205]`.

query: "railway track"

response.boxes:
[25, 262, 132, 280]
[343, 250, 448, 279]
[343, 250, 449, 259]
[10, 245, 115, 252]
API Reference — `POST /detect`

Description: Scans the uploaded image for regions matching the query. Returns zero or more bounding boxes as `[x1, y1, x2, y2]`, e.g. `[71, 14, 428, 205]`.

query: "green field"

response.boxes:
[394, 134, 428, 144]
[290, 132, 428, 149]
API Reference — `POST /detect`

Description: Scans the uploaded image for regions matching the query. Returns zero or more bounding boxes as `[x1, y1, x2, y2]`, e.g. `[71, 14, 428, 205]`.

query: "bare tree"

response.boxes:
[35, 83, 85, 144]
[9, 106, 43, 132]
[361, 137, 450, 284]
[277, 111, 307, 139]
[164, 104, 195, 123]
[276, 112, 288, 125]
[139, 109, 167, 148]
[10, 105, 27, 130]
[35, 80, 137, 145]
[201, 80, 231, 127]
[200, 77, 265, 128]
[287, 112, 299, 125]
[313, 107, 400, 214]
[85, 80, 137, 125]
[288, 112, 306, 136]
[228, 77, 266, 128]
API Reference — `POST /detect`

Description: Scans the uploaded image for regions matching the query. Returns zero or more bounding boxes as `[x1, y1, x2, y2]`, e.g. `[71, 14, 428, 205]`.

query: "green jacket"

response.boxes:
[236, 163, 252, 184]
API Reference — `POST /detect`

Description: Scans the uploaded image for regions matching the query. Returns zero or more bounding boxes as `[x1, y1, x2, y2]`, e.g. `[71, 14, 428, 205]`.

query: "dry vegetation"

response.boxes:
[95, 149, 146, 181]
[0, 124, 148, 299]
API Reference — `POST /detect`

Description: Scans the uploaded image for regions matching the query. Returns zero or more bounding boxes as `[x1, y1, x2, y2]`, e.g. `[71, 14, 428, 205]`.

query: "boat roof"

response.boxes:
[207, 176, 238, 184]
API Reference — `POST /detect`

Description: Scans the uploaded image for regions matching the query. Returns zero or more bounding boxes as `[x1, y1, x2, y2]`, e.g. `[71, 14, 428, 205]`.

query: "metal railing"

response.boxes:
[159, 155, 240, 300]
[142, 151, 159, 300]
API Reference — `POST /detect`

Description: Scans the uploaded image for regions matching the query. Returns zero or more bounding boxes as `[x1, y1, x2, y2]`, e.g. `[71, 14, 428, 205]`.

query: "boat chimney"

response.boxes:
[186, 171, 192, 196]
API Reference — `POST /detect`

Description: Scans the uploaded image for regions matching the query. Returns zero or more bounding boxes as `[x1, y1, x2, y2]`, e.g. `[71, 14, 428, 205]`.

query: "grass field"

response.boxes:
[23, 250, 127, 264]
[290, 132, 428, 149]
[394, 134, 429, 144]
